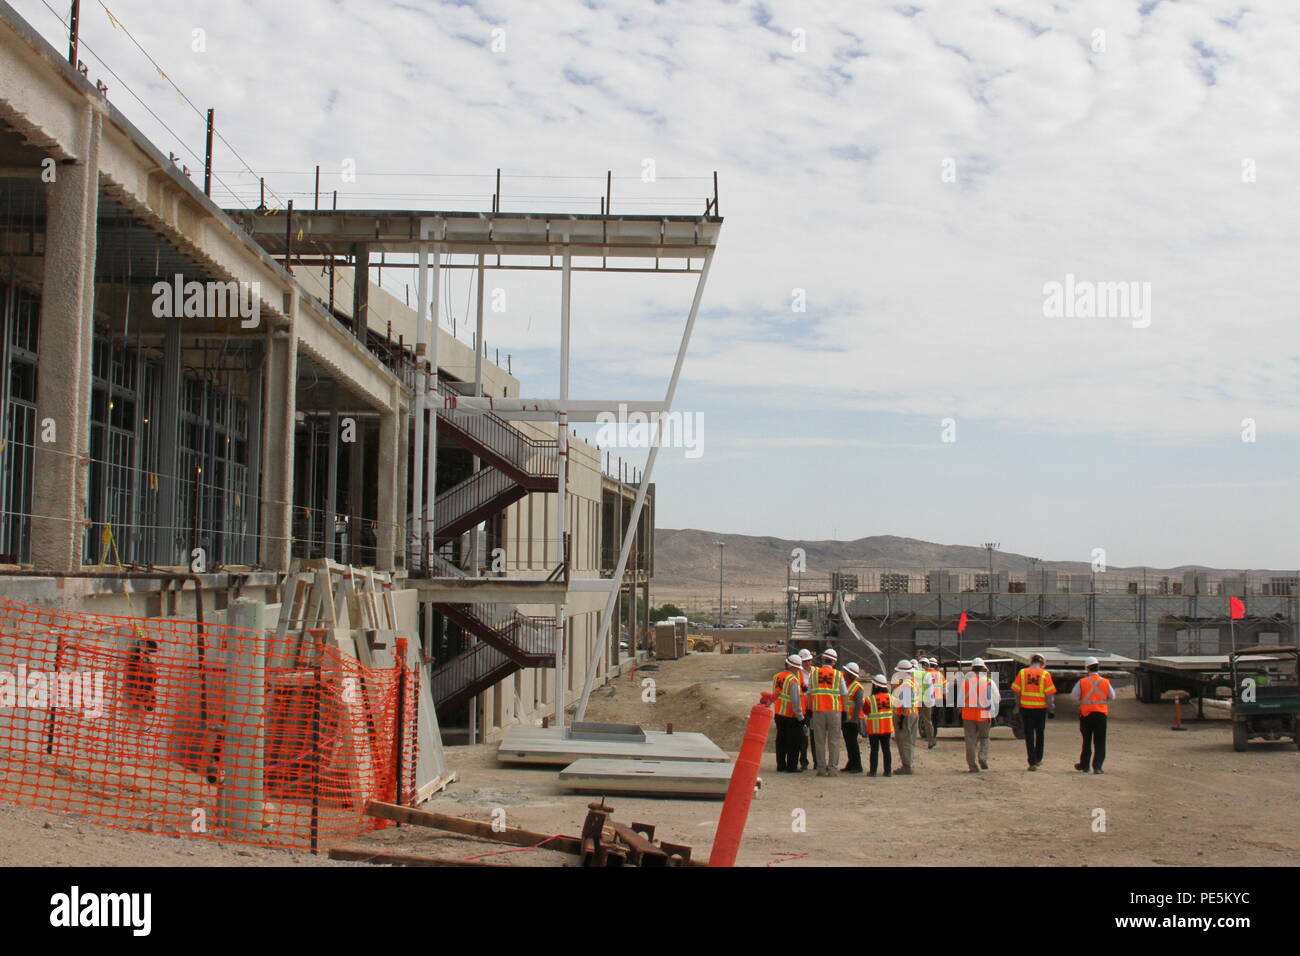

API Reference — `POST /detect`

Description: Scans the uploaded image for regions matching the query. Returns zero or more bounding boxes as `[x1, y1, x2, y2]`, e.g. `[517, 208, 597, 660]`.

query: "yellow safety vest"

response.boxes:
[865, 691, 895, 734]
[844, 679, 865, 720]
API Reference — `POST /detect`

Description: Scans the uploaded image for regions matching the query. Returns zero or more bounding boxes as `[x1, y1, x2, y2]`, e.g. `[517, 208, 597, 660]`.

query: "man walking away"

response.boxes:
[1011, 652, 1057, 770]
[961, 658, 1000, 772]
[809, 649, 847, 777]
[1073, 656, 1115, 774]
[891, 659, 920, 774]
[798, 648, 815, 770]
[841, 661, 867, 773]
[865, 674, 894, 777]
[772, 654, 805, 773]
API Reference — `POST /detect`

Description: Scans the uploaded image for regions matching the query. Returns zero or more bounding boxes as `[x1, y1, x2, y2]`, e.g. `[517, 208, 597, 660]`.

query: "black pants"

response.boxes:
[1079, 712, 1107, 770]
[868, 733, 892, 775]
[841, 721, 862, 771]
[1021, 707, 1048, 765]
[774, 715, 803, 771]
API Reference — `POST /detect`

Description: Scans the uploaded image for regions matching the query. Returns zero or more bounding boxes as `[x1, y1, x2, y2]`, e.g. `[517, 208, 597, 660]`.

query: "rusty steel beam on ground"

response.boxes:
[364, 800, 582, 855]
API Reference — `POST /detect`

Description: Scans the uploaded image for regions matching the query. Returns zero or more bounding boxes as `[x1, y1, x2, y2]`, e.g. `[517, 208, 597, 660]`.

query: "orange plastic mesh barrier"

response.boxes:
[0, 597, 418, 850]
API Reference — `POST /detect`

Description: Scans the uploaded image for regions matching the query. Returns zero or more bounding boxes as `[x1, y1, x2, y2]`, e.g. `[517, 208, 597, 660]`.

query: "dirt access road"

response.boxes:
[396, 650, 1299, 867]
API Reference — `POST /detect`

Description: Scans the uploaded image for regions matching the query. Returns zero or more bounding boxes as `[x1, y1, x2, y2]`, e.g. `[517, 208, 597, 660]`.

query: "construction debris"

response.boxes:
[578, 800, 695, 867]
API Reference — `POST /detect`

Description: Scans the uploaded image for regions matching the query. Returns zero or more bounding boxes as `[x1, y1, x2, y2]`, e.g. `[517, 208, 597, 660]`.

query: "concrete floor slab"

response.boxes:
[558, 758, 735, 798]
[497, 725, 729, 765]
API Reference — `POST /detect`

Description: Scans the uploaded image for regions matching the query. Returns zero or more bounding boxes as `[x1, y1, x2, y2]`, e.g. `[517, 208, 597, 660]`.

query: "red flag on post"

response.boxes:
[1229, 596, 1245, 620]
[957, 611, 969, 634]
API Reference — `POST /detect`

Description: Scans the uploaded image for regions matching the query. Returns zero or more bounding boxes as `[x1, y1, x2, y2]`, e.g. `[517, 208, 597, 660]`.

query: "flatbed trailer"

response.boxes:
[930, 647, 1138, 738]
[989, 646, 1139, 696]
[1135, 654, 1281, 717]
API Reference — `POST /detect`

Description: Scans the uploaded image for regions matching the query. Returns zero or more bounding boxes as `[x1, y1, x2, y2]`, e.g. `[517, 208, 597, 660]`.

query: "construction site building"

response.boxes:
[794, 566, 1299, 670]
[0, 2, 715, 742]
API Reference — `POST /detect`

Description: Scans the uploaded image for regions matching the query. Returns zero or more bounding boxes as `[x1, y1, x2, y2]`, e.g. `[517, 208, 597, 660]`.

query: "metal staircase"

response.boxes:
[418, 379, 560, 556]
[435, 379, 557, 487]
[428, 603, 558, 714]
[420, 380, 565, 716]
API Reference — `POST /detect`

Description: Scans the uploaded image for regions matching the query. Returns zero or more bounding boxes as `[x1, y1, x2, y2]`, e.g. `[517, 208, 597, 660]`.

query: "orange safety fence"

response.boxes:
[0, 597, 419, 850]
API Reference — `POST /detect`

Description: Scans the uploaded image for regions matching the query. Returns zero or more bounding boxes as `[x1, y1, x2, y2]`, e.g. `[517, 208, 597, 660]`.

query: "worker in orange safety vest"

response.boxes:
[772, 654, 806, 773]
[960, 658, 1000, 773]
[865, 674, 895, 777]
[891, 659, 920, 774]
[808, 648, 848, 777]
[1010, 652, 1057, 771]
[840, 661, 867, 773]
[797, 648, 815, 770]
[1072, 657, 1115, 774]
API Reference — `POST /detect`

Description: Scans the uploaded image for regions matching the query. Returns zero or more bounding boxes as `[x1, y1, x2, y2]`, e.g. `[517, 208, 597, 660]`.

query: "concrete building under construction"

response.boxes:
[0, 1, 720, 741]
[795, 566, 1299, 670]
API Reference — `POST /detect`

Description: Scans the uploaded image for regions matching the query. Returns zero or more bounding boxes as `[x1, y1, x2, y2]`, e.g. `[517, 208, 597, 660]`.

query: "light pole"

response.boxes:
[982, 541, 999, 626]
[982, 542, 1000, 583]
[716, 541, 725, 629]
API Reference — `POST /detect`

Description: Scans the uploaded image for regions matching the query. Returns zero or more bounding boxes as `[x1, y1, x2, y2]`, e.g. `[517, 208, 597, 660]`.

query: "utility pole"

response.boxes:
[716, 540, 725, 629]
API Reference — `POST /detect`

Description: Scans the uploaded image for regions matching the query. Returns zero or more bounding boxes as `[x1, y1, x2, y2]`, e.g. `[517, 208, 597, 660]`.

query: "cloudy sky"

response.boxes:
[15, 0, 1300, 569]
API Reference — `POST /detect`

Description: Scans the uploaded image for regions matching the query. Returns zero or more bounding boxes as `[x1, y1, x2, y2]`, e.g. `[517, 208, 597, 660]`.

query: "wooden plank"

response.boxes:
[415, 770, 458, 804]
[328, 846, 508, 867]
[364, 800, 582, 855]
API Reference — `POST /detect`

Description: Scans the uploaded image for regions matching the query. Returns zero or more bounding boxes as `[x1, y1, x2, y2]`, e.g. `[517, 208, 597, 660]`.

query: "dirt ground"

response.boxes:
[3, 650, 1295, 866]
[0, 799, 359, 866]
[388, 651, 1299, 867]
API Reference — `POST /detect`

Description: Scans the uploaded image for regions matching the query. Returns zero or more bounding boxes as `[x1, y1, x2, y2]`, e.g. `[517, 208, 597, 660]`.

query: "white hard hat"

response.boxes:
[1084, 656, 1100, 668]
[911, 658, 920, 666]
[872, 674, 889, 688]
[786, 654, 801, 666]
[822, 648, 839, 661]
[844, 661, 861, 677]
[970, 657, 987, 669]
[924, 657, 936, 666]
[896, 659, 913, 671]
[798, 649, 813, 661]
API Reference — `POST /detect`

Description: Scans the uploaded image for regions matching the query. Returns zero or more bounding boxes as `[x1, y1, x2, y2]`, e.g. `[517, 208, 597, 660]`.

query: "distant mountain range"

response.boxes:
[653, 528, 1292, 597]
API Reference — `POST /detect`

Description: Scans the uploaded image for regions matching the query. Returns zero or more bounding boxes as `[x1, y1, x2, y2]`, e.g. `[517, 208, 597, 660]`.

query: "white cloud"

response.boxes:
[14, 0, 1296, 449]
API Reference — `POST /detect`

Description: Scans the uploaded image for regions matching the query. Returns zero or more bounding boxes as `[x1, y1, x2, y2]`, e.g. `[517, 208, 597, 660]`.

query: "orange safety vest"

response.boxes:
[865, 691, 894, 735]
[844, 679, 866, 720]
[1078, 673, 1111, 716]
[1011, 666, 1056, 708]
[961, 673, 993, 721]
[800, 668, 812, 715]
[772, 670, 800, 718]
[809, 665, 845, 712]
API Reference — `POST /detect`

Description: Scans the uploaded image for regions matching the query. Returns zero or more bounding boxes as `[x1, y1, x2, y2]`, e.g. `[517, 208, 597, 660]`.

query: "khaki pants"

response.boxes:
[919, 705, 935, 743]
[963, 719, 990, 770]
[811, 710, 841, 774]
[895, 713, 917, 769]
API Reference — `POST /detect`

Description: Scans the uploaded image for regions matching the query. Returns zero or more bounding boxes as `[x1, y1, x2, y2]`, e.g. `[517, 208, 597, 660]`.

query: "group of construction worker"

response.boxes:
[771, 649, 1116, 776]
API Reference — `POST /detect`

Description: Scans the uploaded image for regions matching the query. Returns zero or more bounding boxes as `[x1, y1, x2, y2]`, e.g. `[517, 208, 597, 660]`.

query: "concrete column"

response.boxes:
[31, 106, 100, 571]
[325, 392, 339, 560]
[347, 420, 364, 564]
[245, 341, 264, 564]
[260, 303, 296, 569]
[397, 401, 409, 570]
[375, 387, 402, 571]
[351, 244, 370, 341]
[154, 317, 182, 564]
